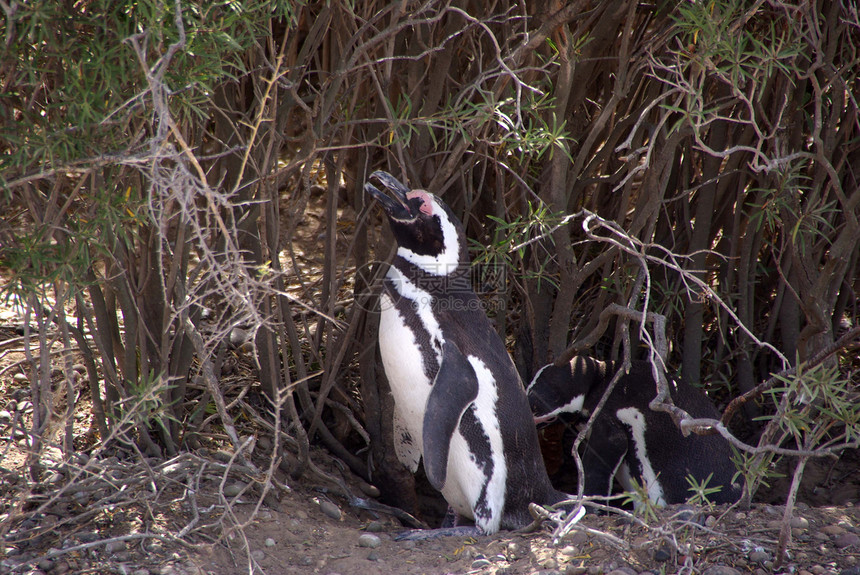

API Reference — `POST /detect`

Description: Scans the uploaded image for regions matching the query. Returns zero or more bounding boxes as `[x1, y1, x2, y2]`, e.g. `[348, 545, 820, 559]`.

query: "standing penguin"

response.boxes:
[527, 356, 741, 506]
[366, 171, 567, 534]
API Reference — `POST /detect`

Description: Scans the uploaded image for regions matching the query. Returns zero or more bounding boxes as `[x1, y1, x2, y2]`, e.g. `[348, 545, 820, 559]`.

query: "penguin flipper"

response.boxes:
[422, 340, 479, 492]
[581, 418, 630, 499]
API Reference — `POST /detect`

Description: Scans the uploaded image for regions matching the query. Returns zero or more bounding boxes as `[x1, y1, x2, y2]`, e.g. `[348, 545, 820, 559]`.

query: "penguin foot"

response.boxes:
[348, 496, 428, 529]
[393, 526, 483, 541]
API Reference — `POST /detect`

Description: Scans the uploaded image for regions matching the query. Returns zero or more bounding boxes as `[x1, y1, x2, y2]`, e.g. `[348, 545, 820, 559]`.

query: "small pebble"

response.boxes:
[0, 410, 12, 423]
[132, 569, 150, 575]
[810, 566, 826, 575]
[13, 373, 29, 384]
[223, 483, 245, 497]
[675, 505, 701, 523]
[359, 481, 381, 498]
[229, 327, 249, 347]
[561, 546, 579, 556]
[251, 550, 264, 561]
[211, 450, 233, 463]
[653, 547, 671, 562]
[565, 531, 589, 546]
[472, 558, 492, 569]
[77, 532, 99, 543]
[53, 562, 71, 574]
[256, 436, 272, 452]
[37, 558, 53, 571]
[835, 533, 860, 549]
[749, 550, 771, 564]
[45, 472, 64, 485]
[366, 520, 385, 533]
[823, 525, 846, 536]
[792, 516, 810, 529]
[319, 500, 342, 520]
[367, 549, 380, 562]
[565, 566, 587, 575]
[543, 558, 558, 569]
[703, 568, 742, 575]
[358, 534, 381, 549]
[607, 568, 636, 575]
[105, 540, 126, 553]
[264, 538, 276, 547]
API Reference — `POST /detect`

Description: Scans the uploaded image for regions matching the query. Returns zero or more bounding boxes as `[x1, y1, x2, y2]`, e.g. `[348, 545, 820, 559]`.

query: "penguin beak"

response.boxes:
[365, 171, 413, 220]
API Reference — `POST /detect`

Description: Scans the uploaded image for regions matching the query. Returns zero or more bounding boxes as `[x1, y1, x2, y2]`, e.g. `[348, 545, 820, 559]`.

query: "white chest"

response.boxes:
[378, 266, 444, 471]
[615, 407, 666, 506]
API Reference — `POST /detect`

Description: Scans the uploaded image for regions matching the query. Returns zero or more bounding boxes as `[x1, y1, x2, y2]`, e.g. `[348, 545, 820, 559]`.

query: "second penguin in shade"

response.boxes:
[527, 356, 741, 506]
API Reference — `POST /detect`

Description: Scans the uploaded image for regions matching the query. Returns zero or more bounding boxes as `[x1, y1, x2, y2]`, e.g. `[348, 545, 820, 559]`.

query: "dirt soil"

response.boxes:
[187, 465, 860, 575]
[1, 408, 859, 575]
[194, 483, 860, 575]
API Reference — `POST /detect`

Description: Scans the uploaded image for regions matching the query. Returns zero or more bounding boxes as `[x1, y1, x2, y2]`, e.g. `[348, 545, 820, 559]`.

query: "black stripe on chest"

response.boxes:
[383, 278, 440, 381]
[458, 406, 495, 523]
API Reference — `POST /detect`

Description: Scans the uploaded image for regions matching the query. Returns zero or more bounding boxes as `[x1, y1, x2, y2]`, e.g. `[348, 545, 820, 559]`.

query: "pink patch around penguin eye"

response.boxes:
[407, 190, 433, 215]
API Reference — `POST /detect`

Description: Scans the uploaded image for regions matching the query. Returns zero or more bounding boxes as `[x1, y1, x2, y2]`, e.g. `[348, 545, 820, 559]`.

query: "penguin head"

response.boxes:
[365, 170, 466, 276]
[526, 358, 596, 425]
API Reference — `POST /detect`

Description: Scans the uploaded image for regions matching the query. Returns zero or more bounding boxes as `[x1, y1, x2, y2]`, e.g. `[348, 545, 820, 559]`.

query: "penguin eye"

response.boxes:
[407, 190, 434, 216]
[408, 197, 425, 214]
